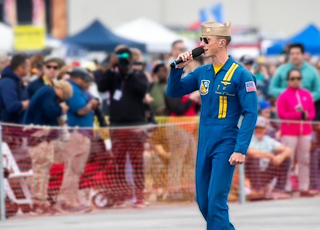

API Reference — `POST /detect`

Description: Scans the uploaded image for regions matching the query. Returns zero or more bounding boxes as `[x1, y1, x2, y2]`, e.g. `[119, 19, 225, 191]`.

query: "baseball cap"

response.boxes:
[258, 100, 270, 112]
[240, 55, 254, 65]
[43, 56, 64, 68]
[255, 116, 267, 128]
[68, 67, 94, 82]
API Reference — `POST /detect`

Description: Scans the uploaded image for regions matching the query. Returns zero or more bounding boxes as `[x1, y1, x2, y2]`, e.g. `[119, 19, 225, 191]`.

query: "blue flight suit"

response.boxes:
[166, 56, 258, 230]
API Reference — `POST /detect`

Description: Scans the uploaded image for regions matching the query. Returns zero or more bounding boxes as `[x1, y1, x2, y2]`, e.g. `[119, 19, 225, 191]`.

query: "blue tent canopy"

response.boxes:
[266, 24, 320, 55]
[64, 20, 146, 52]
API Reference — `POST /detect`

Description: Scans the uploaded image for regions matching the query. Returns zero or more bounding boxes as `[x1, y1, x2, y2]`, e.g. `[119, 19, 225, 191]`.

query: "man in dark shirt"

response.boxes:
[98, 47, 148, 208]
[23, 80, 72, 214]
[0, 53, 30, 123]
[27, 56, 63, 99]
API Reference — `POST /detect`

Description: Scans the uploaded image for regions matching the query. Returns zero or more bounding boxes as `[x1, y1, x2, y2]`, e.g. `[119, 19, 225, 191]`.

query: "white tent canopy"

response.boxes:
[0, 23, 14, 52]
[114, 18, 196, 53]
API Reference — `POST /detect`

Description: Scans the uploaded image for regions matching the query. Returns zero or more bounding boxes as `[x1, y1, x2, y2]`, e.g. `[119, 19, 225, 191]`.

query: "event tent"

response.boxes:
[114, 18, 196, 53]
[0, 23, 14, 52]
[266, 24, 320, 55]
[64, 20, 146, 52]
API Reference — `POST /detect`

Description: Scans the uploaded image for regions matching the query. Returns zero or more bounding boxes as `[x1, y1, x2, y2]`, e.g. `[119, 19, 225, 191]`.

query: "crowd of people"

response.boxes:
[1, 40, 320, 216]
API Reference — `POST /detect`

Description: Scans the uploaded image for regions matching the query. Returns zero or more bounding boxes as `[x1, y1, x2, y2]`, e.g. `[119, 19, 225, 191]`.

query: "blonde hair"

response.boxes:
[130, 48, 143, 63]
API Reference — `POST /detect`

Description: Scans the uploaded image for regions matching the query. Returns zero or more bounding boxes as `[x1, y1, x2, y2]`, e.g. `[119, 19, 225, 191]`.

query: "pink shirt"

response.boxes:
[277, 87, 315, 136]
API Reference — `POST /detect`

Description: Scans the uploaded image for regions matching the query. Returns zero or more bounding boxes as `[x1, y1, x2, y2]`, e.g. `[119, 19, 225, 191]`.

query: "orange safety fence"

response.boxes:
[1, 117, 320, 219]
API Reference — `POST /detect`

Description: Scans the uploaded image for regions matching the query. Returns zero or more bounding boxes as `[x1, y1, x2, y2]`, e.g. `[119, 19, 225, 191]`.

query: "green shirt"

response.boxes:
[150, 82, 167, 115]
[269, 61, 320, 101]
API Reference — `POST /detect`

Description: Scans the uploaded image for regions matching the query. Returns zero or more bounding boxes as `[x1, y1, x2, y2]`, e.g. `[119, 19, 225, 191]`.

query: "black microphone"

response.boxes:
[170, 47, 204, 68]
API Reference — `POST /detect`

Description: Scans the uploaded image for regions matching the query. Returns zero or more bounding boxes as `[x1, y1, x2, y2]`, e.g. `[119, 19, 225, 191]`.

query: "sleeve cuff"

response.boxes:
[234, 146, 248, 155]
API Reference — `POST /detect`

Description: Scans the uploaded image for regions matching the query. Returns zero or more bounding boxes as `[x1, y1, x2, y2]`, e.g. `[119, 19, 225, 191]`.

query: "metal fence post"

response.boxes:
[238, 163, 246, 204]
[0, 123, 6, 221]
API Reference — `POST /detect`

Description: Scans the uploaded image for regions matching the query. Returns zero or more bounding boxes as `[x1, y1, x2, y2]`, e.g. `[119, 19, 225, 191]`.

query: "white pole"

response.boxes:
[238, 164, 246, 204]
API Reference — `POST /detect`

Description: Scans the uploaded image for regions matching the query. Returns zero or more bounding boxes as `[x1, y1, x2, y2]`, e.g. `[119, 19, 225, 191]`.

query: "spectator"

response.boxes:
[59, 68, 97, 212]
[246, 116, 291, 200]
[130, 47, 155, 123]
[27, 56, 64, 99]
[0, 53, 30, 123]
[98, 47, 149, 208]
[149, 125, 171, 201]
[255, 57, 268, 82]
[239, 55, 254, 73]
[267, 63, 278, 78]
[258, 100, 278, 139]
[165, 72, 199, 201]
[23, 80, 72, 214]
[167, 40, 187, 67]
[269, 43, 320, 120]
[29, 54, 44, 82]
[0, 51, 10, 76]
[315, 59, 320, 76]
[150, 63, 168, 116]
[277, 68, 318, 197]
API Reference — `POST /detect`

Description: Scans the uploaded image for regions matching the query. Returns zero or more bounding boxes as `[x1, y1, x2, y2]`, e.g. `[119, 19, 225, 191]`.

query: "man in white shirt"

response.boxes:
[246, 116, 291, 199]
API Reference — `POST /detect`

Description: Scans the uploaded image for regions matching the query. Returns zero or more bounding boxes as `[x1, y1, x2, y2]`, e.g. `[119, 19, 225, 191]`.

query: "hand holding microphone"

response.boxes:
[170, 47, 204, 69]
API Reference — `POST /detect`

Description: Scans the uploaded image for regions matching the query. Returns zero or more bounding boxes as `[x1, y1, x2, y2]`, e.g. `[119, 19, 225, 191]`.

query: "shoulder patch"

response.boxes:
[245, 81, 256, 92]
[200, 80, 210, 95]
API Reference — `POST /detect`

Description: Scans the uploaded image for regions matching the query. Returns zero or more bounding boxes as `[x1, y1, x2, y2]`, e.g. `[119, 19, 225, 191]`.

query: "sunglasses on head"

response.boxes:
[46, 65, 59, 70]
[289, 76, 302, 81]
[200, 37, 209, 44]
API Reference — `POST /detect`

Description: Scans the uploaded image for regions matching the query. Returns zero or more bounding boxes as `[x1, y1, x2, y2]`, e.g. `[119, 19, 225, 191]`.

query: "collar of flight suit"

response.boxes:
[206, 55, 235, 73]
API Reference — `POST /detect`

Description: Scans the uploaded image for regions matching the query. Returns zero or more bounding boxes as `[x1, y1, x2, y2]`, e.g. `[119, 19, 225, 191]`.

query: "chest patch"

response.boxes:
[200, 80, 210, 95]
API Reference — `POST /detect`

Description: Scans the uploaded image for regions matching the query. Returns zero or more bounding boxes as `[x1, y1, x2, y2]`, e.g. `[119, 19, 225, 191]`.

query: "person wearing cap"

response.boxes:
[240, 55, 254, 73]
[23, 80, 72, 214]
[246, 116, 291, 200]
[277, 68, 318, 197]
[66, 67, 97, 127]
[258, 100, 279, 139]
[27, 56, 64, 99]
[166, 21, 258, 229]
[98, 47, 149, 208]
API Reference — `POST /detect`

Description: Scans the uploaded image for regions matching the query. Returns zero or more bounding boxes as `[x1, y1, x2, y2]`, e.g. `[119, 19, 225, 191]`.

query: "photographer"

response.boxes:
[277, 69, 317, 197]
[98, 47, 149, 208]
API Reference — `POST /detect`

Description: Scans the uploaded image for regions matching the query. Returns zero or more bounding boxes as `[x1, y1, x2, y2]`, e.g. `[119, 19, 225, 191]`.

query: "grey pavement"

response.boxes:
[1, 197, 320, 230]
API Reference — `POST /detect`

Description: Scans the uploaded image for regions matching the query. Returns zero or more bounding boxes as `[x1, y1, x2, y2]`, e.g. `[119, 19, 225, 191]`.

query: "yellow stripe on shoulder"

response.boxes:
[223, 63, 239, 82]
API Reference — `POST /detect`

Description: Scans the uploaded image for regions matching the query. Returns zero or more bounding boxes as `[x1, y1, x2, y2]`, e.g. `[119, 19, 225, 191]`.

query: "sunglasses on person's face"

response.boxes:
[289, 76, 302, 81]
[200, 37, 210, 44]
[46, 65, 59, 70]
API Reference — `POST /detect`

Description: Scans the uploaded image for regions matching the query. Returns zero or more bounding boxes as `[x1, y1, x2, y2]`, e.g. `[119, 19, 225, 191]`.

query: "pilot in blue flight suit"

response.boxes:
[166, 22, 258, 230]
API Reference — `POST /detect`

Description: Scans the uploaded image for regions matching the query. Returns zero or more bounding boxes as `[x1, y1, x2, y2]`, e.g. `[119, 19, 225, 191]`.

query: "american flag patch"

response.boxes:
[245, 81, 256, 92]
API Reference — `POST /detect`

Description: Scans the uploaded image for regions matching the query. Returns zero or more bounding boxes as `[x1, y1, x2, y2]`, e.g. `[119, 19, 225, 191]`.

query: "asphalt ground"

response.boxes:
[1, 197, 320, 230]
